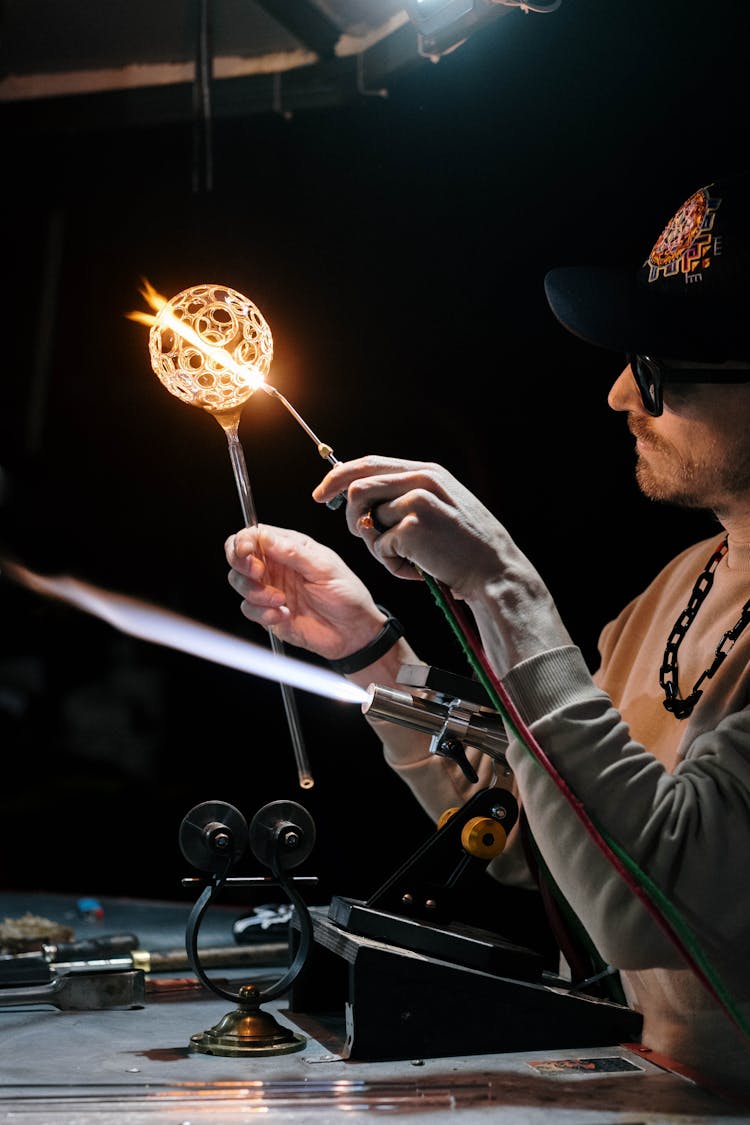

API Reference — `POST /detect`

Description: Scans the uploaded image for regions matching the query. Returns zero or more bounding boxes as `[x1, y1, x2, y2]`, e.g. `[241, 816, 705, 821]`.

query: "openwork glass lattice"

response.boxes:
[148, 283, 273, 414]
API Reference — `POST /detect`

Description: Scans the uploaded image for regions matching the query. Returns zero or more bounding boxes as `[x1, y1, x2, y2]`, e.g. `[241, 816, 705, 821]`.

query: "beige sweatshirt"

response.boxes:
[380, 530, 750, 1100]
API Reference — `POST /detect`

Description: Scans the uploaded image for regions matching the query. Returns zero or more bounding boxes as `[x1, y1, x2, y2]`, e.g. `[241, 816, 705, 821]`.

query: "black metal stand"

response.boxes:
[288, 788, 642, 1061]
[179, 799, 317, 1056]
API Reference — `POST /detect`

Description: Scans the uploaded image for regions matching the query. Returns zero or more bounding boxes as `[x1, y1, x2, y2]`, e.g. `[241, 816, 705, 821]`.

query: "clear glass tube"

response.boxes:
[220, 413, 314, 789]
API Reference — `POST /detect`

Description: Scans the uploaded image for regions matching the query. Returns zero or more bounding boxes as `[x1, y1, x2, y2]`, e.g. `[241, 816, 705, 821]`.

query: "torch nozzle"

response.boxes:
[363, 682, 509, 772]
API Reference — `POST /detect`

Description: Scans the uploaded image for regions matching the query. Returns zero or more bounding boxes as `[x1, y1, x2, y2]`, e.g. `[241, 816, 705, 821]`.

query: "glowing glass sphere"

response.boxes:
[148, 283, 273, 414]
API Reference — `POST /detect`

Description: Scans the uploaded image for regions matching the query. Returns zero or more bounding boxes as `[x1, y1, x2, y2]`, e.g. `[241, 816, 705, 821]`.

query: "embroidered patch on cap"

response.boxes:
[645, 186, 721, 284]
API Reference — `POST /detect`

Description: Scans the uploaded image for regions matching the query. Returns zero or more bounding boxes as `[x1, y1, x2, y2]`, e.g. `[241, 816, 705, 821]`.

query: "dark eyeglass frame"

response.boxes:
[626, 353, 750, 417]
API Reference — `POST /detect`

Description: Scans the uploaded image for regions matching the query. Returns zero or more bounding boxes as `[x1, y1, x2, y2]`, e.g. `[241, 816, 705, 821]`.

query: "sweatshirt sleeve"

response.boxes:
[502, 645, 750, 982]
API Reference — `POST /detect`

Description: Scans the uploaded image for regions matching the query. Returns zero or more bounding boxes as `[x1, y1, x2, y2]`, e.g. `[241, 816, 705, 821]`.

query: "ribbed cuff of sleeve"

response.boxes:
[501, 645, 595, 728]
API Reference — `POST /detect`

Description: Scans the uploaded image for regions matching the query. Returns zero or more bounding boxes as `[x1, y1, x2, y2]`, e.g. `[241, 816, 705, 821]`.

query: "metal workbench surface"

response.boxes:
[0, 891, 746, 1125]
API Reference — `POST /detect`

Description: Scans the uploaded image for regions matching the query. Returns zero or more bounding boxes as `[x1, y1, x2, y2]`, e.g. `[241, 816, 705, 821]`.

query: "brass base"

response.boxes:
[189, 984, 306, 1057]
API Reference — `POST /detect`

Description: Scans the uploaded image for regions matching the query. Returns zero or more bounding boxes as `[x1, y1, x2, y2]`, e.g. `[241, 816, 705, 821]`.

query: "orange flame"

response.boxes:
[126, 277, 167, 327]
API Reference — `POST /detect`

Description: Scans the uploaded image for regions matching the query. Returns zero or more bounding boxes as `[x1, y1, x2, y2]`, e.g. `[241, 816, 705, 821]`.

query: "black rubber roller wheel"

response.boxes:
[179, 799, 248, 874]
[249, 800, 316, 872]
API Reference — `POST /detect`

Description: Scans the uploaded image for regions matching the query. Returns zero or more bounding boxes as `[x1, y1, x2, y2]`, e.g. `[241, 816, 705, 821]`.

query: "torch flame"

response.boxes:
[0, 555, 369, 708]
[128, 277, 168, 318]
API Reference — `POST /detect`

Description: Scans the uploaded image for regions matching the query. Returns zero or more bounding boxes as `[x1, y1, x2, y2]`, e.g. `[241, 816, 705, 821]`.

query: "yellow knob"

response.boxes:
[460, 816, 507, 859]
[437, 806, 460, 830]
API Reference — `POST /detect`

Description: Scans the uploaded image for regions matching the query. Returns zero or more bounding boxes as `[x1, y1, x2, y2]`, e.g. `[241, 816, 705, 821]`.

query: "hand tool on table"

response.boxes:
[0, 933, 139, 986]
[0, 940, 290, 987]
[0, 968, 145, 1010]
[132, 940, 289, 973]
[0, 932, 138, 961]
[38, 933, 139, 960]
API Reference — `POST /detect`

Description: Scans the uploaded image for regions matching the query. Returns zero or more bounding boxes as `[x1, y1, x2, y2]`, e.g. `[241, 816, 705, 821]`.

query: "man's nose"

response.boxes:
[608, 364, 643, 413]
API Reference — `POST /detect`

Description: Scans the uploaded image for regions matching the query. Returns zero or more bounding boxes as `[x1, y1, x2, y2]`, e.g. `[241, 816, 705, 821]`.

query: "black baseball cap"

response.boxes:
[544, 172, 750, 364]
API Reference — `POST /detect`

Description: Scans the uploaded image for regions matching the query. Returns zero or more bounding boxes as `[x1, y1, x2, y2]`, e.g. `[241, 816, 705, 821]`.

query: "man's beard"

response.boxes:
[635, 455, 703, 508]
[629, 416, 750, 511]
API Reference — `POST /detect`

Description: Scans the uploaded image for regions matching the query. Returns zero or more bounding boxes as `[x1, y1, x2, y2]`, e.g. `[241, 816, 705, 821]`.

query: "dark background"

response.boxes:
[0, 0, 744, 905]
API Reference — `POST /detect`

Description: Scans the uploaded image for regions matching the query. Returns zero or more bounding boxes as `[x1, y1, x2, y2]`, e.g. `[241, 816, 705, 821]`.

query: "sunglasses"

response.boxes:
[627, 354, 750, 417]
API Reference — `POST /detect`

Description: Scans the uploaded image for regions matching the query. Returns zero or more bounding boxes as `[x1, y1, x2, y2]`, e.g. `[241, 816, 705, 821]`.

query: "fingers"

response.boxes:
[351, 499, 428, 582]
[317, 460, 455, 531]
[225, 526, 287, 617]
[225, 528, 263, 574]
[348, 480, 427, 542]
[356, 506, 388, 534]
[312, 459, 444, 579]
[312, 456, 433, 509]
[227, 561, 285, 608]
[240, 600, 289, 630]
[313, 458, 488, 591]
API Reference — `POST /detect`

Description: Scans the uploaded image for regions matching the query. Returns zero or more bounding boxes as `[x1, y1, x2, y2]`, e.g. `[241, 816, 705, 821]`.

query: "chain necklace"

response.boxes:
[660, 536, 750, 719]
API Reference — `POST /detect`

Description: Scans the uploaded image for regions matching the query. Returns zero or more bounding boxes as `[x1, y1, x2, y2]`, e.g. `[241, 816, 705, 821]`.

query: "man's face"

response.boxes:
[608, 365, 750, 515]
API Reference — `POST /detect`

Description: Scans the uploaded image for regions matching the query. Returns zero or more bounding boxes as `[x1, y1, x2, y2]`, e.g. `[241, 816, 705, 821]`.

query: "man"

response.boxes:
[225, 173, 750, 1099]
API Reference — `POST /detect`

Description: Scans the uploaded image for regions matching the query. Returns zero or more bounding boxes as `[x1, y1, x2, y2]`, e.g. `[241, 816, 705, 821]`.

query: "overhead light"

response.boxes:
[404, 0, 511, 59]
[404, 0, 560, 61]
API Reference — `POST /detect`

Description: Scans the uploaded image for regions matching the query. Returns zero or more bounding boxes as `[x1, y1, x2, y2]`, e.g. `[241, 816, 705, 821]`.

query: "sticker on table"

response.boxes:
[527, 1055, 645, 1075]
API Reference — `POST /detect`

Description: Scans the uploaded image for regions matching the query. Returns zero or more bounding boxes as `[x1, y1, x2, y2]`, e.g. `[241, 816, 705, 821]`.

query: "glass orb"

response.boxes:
[148, 283, 273, 413]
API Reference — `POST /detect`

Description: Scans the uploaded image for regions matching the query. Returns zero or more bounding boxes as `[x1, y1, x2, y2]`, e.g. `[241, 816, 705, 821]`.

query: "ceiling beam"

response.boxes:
[253, 1, 341, 59]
